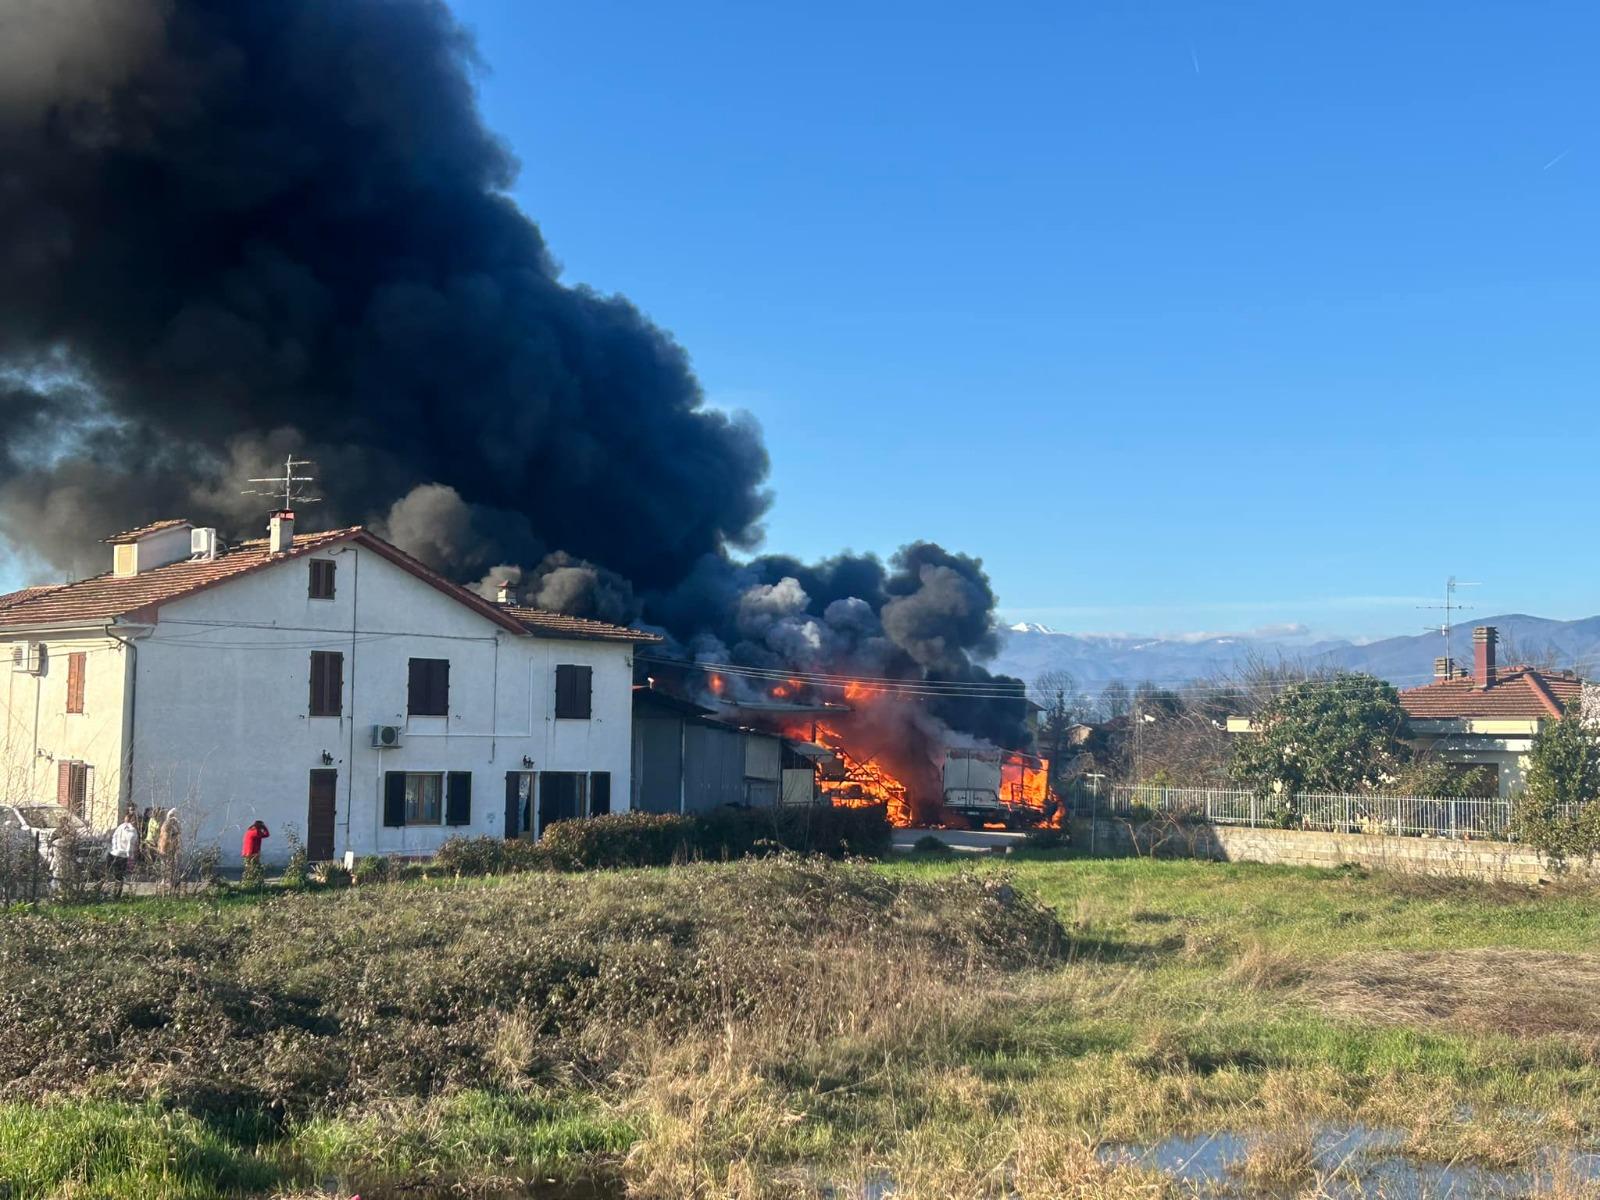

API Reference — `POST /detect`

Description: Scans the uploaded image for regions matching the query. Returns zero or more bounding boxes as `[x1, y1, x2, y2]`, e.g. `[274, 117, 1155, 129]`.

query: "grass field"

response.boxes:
[3, 852, 1599, 1198]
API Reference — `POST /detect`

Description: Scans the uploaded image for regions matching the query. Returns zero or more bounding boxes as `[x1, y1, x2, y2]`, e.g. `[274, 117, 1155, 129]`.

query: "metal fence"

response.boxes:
[1075, 784, 1556, 842]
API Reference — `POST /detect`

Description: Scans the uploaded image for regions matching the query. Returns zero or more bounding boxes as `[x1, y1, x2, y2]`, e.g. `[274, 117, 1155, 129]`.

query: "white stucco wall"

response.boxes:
[0, 632, 131, 826]
[121, 542, 633, 863]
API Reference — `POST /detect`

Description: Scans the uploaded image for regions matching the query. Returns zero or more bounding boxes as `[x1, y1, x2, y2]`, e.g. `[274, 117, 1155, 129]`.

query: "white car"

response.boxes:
[0, 804, 104, 878]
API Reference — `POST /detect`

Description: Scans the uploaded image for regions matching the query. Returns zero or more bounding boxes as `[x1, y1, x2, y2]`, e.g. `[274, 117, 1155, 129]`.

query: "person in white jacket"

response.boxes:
[108, 807, 139, 899]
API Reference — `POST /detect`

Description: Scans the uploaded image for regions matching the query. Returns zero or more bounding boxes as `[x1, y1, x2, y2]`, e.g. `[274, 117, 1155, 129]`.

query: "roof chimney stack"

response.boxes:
[269, 510, 295, 554]
[1434, 656, 1456, 680]
[495, 579, 513, 605]
[1473, 626, 1497, 689]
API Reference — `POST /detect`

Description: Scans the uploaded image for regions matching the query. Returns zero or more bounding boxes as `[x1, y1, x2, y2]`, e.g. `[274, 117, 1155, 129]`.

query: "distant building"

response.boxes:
[1397, 626, 1582, 796]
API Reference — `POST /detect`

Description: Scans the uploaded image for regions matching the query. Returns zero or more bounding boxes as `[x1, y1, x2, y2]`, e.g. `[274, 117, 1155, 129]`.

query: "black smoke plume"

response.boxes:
[0, 0, 1031, 750]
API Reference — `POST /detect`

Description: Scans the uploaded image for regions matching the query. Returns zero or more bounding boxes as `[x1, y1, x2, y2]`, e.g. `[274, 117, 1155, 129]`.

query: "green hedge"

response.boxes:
[436, 805, 892, 875]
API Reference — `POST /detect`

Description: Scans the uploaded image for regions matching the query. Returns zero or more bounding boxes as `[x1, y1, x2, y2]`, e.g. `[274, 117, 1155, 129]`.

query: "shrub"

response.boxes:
[189, 845, 223, 889]
[239, 856, 265, 892]
[352, 855, 391, 885]
[1513, 701, 1600, 867]
[438, 806, 894, 875]
[912, 834, 953, 855]
[433, 836, 548, 877]
[280, 833, 309, 890]
[537, 812, 696, 870]
[310, 861, 352, 888]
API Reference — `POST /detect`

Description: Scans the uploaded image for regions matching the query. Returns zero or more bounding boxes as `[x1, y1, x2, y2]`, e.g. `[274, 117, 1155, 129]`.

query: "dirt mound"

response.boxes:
[1304, 948, 1600, 1038]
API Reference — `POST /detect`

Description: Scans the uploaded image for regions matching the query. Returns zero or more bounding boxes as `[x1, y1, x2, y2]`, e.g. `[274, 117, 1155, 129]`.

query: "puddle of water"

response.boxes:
[1098, 1124, 1600, 1198]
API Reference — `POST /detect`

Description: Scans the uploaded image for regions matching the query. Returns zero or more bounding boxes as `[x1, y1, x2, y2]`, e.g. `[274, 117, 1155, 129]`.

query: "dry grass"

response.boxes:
[1231, 1125, 1318, 1192]
[1303, 948, 1600, 1039]
[1223, 937, 1312, 991]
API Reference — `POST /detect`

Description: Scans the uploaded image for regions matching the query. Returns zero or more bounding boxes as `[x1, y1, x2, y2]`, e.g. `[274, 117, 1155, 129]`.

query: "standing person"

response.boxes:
[108, 807, 139, 899]
[241, 820, 270, 871]
[157, 810, 182, 890]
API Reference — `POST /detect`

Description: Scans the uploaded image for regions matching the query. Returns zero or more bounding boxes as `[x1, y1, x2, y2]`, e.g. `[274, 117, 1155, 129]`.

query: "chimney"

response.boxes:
[496, 579, 513, 605]
[107, 520, 194, 576]
[1473, 626, 1497, 688]
[1434, 656, 1455, 680]
[269, 510, 295, 554]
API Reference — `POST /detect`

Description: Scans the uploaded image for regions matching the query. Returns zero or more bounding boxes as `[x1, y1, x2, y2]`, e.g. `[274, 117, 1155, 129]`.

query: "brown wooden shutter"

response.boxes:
[554, 665, 593, 719]
[308, 559, 336, 599]
[66, 652, 85, 714]
[407, 659, 449, 716]
[445, 771, 472, 826]
[309, 651, 343, 717]
[57, 760, 71, 806]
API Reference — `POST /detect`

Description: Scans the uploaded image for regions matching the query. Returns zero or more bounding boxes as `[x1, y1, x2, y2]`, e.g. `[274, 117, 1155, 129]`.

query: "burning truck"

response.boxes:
[941, 747, 1052, 829]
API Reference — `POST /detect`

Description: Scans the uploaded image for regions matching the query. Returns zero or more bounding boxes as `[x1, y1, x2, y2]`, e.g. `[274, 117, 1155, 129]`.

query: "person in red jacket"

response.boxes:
[241, 820, 270, 869]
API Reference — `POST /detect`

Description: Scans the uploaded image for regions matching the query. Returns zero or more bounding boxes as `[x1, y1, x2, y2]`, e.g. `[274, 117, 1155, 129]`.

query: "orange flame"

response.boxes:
[807, 721, 913, 827]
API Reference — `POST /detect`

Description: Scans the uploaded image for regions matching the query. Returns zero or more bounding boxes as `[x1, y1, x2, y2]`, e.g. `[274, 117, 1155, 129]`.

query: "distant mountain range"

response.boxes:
[989, 614, 1600, 694]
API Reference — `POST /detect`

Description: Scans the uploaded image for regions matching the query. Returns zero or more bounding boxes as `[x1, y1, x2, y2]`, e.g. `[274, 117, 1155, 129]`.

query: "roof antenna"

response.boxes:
[243, 454, 321, 512]
[1418, 576, 1479, 665]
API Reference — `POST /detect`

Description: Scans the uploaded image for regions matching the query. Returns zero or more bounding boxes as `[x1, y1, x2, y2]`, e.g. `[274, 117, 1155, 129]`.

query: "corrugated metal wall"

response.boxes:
[683, 724, 746, 812]
[632, 717, 685, 814]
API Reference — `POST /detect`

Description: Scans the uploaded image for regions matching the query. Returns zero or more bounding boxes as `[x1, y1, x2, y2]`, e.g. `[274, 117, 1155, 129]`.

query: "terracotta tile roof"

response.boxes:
[0, 585, 66, 612]
[0, 527, 362, 630]
[0, 523, 641, 644]
[1400, 667, 1584, 721]
[101, 518, 191, 544]
[503, 605, 663, 644]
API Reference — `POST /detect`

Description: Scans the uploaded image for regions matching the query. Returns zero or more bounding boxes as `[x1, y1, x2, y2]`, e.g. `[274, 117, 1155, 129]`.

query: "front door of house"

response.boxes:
[504, 771, 535, 839]
[307, 769, 337, 861]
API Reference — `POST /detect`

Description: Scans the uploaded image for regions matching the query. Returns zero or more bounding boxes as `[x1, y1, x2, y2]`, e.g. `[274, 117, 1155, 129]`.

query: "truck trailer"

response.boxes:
[941, 747, 1052, 828]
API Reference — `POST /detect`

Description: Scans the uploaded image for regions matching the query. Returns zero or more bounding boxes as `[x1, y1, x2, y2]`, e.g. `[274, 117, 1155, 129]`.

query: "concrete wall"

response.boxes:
[1068, 815, 1571, 883]
[129, 543, 634, 863]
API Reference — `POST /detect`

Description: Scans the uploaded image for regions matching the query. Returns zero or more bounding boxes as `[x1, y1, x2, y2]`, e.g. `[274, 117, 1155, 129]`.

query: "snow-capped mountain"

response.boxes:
[988, 614, 1600, 691]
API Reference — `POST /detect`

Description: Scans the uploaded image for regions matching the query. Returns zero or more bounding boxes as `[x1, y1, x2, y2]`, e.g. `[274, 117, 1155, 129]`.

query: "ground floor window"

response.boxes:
[405, 773, 443, 824]
[382, 772, 472, 829]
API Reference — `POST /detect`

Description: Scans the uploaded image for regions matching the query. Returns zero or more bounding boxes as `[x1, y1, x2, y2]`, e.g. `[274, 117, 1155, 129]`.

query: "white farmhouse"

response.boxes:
[0, 514, 659, 864]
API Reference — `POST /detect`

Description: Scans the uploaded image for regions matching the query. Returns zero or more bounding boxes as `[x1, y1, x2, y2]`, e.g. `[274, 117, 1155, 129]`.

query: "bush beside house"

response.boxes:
[436, 805, 893, 875]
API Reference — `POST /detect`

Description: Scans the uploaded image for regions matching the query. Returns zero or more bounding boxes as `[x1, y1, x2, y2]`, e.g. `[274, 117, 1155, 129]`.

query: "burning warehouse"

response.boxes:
[632, 674, 1054, 830]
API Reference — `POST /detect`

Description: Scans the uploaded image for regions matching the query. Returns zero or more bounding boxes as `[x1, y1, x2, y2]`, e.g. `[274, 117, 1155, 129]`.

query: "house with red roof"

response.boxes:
[1398, 625, 1583, 797]
[0, 513, 660, 864]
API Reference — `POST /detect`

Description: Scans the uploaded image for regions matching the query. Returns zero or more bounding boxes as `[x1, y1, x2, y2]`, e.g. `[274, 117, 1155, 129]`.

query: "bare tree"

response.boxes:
[1097, 679, 1132, 721]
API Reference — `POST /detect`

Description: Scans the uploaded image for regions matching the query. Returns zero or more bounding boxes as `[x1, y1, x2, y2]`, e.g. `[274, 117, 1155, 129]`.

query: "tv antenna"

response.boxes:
[243, 454, 321, 512]
[1418, 576, 1479, 663]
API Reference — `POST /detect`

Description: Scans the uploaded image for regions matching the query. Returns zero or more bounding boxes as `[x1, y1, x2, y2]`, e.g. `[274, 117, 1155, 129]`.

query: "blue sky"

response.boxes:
[442, 0, 1599, 639]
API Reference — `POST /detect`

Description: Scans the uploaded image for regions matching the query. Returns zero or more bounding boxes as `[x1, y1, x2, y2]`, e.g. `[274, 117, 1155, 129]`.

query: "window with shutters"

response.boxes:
[66, 652, 86, 714]
[57, 761, 89, 818]
[407, 658, 450, 716]
[308, 559, 336, 600]
[382, 771, 468, 827]
[554, 664, 592, 720]
[308, 650, 344, 717]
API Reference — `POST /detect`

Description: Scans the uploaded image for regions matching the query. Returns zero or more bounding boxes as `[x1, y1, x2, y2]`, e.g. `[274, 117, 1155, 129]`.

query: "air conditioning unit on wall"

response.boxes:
[10, 643, 43, 675]
[371, 724, 403, 749]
